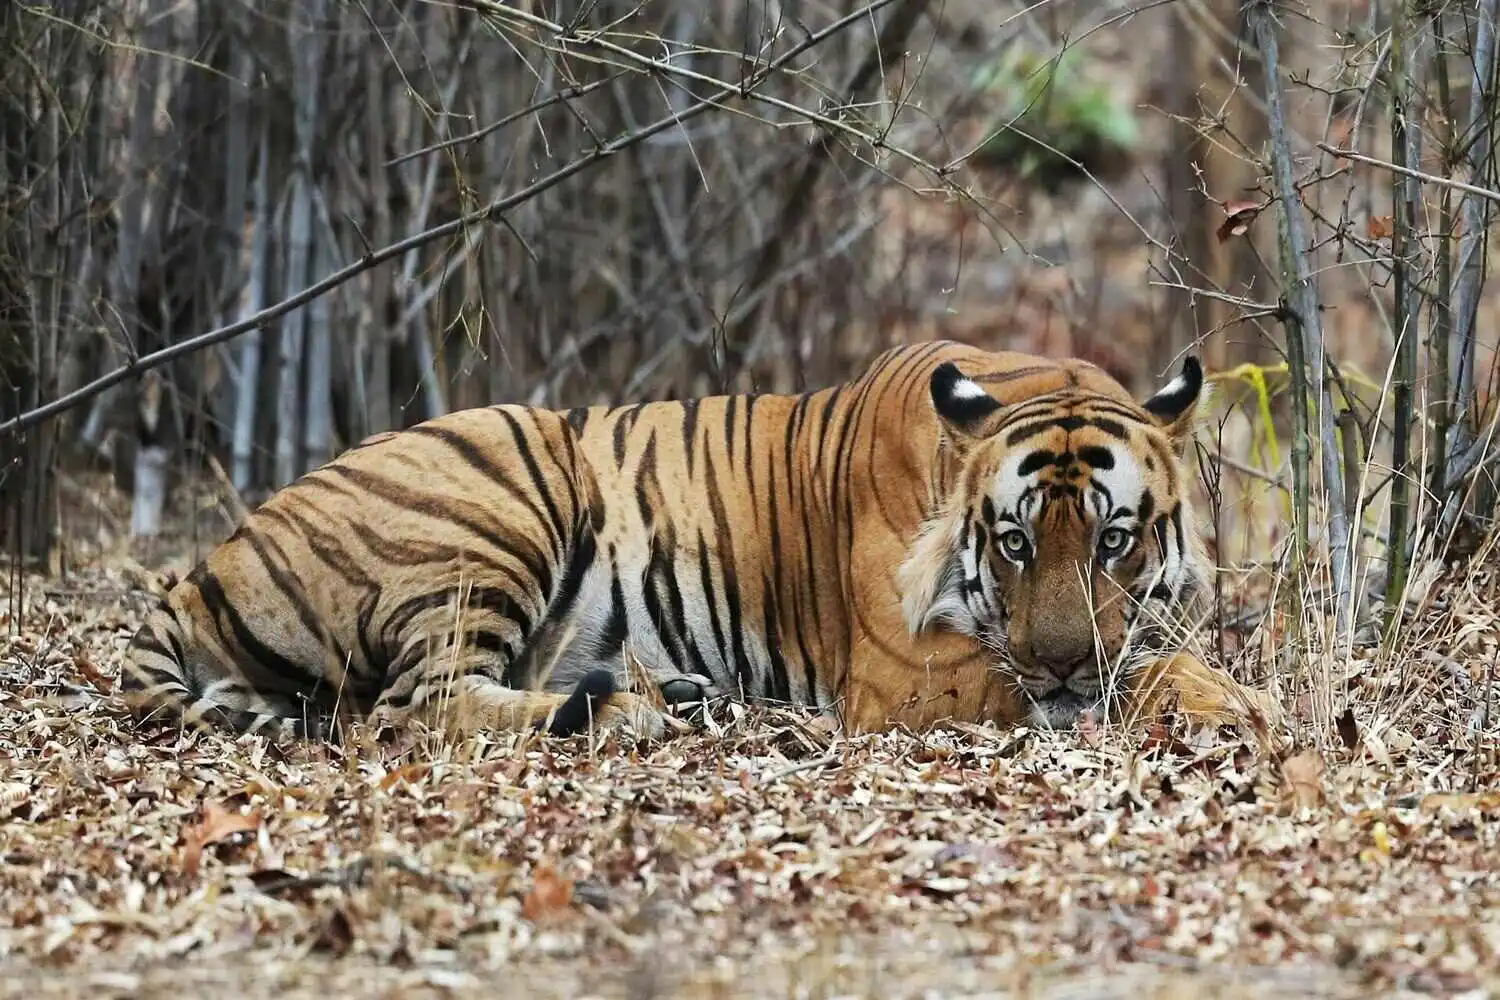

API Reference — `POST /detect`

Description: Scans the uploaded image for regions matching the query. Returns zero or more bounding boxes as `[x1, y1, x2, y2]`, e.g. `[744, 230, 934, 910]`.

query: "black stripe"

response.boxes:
[1091, 476, 1114, 510]
[548, 514, 597, 624]
[1077, 445, 1115, 470]
[704, 445, 755, 694]
[696, 533, 729, 678]
[242, 526, 349, 679]
[1170, 502, 1187, 573]
[327, 464, 555, 597]
[1005, 414, 1132, 447]
[597, 566, 629, 657]
[355, 592, 383, 687]
[763, 446, 790, 702]
[743, 394, 760, 503]
[681, 398, 701, 478]
[761, 577, 791, 704]
[382, 585, 534, 686]
[1018, 450, 1054, 477]
[723, 395, 739, 469]
[634, 431, 660, 528]
[494, 409, 571, 562]
[792, 430, 824, 705]
[613, 404, 641, 468]
[643, 525, 711, 682]
[408, 421, 562, 557]
[193, 567, 310, 692]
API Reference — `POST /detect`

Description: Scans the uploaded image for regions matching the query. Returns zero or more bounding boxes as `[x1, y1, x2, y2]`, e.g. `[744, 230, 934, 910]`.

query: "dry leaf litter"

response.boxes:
[2, 555, 1499, 1000]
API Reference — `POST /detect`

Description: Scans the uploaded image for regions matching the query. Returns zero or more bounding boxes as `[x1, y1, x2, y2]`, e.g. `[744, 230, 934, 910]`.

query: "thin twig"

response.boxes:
[759, 752, 839, 786]
[1317, 143, 1500, 205]
[1, 0, 918, 437]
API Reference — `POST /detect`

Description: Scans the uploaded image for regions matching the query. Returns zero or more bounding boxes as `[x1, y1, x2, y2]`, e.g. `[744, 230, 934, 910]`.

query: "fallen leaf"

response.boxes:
[1336, 707, 1359, 750]
[312, 906, 355, 956]
[1280, 749, 1325, 811]
[1366, 215, 1394, 239]
[1417, 791, 1500, 814]
[1216, 199, 1264, 242]
[521, 861, 574, 921]
[72, 653, 113, 695]
[1361, 726, 1390, 766]
[1371, 820, 1392, 856]
[1076, 709, 1103, 748]
[377, 762, 432, 792]
[915, 876, 969, 897]
[180, 800, 263, 877]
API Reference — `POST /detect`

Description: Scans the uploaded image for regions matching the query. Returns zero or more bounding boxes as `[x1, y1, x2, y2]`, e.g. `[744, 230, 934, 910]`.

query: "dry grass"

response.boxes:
[2, 541, 1498, 1000]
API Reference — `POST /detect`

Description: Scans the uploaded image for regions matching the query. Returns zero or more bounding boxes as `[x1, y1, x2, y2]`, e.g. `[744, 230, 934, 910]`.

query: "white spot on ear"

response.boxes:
[947, 377, 988, 401]
[1158, 373, 1189, 399]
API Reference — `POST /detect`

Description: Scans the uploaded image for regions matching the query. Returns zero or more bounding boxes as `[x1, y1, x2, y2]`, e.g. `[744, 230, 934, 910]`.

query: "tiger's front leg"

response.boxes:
[1125, 651, 1282, 733]
[371, 661, 668, 741]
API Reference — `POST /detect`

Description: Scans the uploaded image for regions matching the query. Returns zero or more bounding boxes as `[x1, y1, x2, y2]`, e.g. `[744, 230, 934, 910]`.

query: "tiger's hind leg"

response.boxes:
[370, 635, 669, 742]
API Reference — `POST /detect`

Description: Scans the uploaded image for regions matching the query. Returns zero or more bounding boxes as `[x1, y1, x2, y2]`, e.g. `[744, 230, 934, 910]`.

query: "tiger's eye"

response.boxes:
[1099, 527, 1130, 556]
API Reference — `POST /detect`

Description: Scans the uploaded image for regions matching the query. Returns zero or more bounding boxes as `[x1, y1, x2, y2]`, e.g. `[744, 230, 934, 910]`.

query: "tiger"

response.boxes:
[118, 339, 1245, 744]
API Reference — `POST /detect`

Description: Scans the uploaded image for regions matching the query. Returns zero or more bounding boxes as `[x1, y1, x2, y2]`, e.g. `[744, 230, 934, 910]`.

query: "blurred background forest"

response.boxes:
[3, 0, 1500, 663]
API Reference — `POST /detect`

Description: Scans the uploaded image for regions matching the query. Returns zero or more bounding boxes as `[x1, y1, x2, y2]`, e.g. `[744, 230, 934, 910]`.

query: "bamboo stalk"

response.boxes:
[1384, 1, 1422, 630]
[1246, 0, 1353, 642]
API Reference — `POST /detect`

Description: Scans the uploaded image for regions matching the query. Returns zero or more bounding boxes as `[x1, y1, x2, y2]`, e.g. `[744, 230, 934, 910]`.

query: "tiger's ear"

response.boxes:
[930, 362, 1005, 441]
[1141, 355, 1205, 448]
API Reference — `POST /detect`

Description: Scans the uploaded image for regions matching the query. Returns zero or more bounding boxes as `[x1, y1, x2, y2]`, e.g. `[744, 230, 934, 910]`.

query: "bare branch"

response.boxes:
[1, 0, 917, 437]
[1317, 142, 1500, 205]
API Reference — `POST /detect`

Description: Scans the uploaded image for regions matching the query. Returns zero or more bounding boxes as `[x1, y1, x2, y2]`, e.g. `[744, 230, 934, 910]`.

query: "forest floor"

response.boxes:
[2, 534, 1498, 1000]
[5, 0, 1500, 994]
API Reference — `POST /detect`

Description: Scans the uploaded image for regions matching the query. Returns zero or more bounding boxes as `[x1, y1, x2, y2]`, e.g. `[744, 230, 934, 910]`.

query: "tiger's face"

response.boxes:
[897, 356, 1210, 730]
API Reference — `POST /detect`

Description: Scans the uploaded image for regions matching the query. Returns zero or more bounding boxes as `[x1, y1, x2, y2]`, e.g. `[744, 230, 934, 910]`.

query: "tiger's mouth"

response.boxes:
[1015, 666, 1120, 730]
[1027, 688, 1100, 729]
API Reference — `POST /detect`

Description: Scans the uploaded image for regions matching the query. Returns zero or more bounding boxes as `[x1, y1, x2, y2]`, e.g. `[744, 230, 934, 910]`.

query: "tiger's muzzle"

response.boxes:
[1014, 643, 1116, 729]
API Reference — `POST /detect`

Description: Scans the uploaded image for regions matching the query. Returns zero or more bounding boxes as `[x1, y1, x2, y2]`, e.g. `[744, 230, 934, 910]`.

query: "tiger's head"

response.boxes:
[897, 354, 1211, 730]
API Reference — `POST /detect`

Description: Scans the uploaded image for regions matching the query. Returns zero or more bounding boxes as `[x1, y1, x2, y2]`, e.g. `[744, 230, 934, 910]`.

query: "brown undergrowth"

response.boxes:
[1, 533, 1497, 999]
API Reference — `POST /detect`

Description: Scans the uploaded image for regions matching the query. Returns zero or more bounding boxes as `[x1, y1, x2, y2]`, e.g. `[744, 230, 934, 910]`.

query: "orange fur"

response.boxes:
[119, 340, 1261, 743]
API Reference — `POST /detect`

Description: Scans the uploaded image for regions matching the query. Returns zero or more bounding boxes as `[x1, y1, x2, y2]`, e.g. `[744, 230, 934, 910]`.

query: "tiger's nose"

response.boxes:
[1030, 641, 1092, 681]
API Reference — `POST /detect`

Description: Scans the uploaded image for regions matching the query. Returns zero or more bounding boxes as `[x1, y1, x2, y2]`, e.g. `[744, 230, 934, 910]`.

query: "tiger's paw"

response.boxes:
[657, 672, 720, 728]
[547, 669, 680, 741]
[591, 691, 672, 741]
[1131, 653, 1285, 745]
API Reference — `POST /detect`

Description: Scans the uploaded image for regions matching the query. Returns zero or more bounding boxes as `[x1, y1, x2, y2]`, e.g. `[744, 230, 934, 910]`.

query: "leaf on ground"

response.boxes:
[377, 762, 432, 792]
[1279, 750, 1325, 811]
[521, 861, 574, 922]
[1336, 707, 1359, 750]
[72, 653, 114, 695]
[1366, 215, 1394, 239]
[180, 800, 263, 877]
[1417, 791, 1500, 815]
[1077, 709, 1103, 748]
[312, 906, 355, 957]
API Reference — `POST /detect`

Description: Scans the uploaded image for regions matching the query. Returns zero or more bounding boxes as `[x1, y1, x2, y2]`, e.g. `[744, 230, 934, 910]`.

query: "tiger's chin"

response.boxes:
[1025, 689, 1104, 730]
